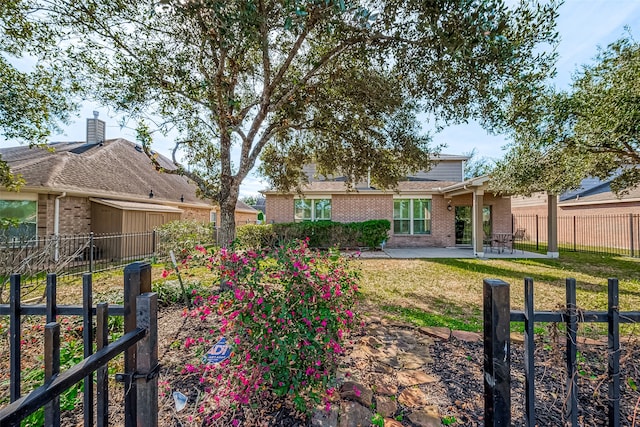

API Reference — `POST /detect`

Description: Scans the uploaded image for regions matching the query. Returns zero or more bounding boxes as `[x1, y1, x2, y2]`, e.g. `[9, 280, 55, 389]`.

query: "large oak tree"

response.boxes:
[31, 0, 558, 243]
[0, 0, 77, 191]
[492, 35, 640, 196]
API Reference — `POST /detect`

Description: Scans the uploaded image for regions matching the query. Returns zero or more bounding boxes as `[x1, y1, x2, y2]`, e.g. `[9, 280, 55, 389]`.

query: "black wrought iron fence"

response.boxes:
[512, 213, 640, 257]
[0, 229, 218, 297]
[0, 262, 158, 426]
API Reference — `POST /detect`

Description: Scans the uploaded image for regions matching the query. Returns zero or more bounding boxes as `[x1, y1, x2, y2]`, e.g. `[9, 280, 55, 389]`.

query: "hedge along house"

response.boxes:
[0, 114, 257, 258]
[263, 155, 512, 256]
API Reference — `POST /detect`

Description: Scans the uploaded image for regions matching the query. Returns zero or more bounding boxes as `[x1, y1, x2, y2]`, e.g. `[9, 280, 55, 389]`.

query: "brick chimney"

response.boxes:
[86, 111, 105, 144]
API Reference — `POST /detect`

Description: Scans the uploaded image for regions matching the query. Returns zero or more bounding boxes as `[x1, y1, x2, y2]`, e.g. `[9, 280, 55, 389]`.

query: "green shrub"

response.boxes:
[235, 224, 277, 250]
[356, 219, 390, 248]
[152, 279, 212, 307]
[272, 219, 389, 249]
[155, 220, 215, 261]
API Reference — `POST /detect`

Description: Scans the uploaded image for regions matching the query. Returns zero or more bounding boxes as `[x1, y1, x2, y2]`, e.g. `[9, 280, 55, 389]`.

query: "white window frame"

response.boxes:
[294, 197, 332, 222]
[393, 197, 432, 235]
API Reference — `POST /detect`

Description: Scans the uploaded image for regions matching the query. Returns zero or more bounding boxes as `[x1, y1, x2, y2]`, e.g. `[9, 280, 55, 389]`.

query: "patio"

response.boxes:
[357, 247, 546, 259]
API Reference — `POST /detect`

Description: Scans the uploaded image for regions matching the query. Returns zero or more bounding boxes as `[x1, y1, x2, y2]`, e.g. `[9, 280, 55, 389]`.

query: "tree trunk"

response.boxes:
[218, 188, 239, 247]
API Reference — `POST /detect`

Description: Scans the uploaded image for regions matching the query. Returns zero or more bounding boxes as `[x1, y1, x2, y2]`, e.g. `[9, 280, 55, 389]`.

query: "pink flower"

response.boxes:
[161, 269, 169, 278]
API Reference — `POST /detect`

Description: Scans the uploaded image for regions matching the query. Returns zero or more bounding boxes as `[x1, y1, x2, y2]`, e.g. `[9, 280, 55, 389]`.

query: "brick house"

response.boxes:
[263, 156, 512, 256]
[0, 116, 257, 240]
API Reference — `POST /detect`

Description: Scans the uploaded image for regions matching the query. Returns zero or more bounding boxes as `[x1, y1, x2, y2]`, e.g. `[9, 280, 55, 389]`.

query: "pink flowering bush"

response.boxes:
[178, 239, 359, 418]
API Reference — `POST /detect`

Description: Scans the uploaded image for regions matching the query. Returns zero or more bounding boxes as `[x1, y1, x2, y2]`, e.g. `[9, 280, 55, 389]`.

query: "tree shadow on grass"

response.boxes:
[422, 258, 640, 299]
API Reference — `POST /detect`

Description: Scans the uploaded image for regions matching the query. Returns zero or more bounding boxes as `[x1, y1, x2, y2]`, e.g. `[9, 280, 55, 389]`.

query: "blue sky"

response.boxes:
[2, 0, 640, 196]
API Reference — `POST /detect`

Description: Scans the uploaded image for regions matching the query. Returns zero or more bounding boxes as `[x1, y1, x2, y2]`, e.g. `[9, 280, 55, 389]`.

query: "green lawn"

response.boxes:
[355, 252, 640, 334]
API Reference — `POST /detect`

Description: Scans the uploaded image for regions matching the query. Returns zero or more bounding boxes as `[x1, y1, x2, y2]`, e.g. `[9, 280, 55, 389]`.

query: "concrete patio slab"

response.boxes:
[357, 247, 547, 259]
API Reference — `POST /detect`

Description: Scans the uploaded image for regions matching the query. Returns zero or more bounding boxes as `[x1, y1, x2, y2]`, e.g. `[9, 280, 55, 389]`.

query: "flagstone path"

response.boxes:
[310, 310, 483, 427]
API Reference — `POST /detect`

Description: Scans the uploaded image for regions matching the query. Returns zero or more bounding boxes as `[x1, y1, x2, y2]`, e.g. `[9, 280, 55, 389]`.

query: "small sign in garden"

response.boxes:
[204, 337, 231, 364]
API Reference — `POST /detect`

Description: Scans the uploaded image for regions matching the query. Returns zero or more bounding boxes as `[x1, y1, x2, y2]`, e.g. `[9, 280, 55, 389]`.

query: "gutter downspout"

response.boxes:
[54, 192, 66, 261]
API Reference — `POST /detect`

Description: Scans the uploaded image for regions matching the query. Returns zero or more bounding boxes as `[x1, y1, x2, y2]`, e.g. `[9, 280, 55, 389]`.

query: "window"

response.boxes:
[0, 200, 37, 241]
[394, 199, 431, 235]
[294, 198, 331, 222]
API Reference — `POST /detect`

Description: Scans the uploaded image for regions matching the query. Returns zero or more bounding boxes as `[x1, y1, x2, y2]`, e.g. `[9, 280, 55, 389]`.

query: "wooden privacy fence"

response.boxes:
[0, 262, 158, 427]
[483, 277, 640, 426]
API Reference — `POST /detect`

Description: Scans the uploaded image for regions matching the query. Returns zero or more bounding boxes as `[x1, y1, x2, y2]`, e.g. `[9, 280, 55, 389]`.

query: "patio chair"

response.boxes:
[511, 228, 526, 253]
[483, 232, 494, 253]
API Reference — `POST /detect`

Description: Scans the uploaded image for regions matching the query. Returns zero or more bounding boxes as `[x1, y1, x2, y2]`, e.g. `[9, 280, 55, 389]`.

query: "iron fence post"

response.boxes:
[9, 274, 21, 402]
[123, 262, 152, 427]
[96, 303, 109, 427]
[82, 274, 94, 427]
[629, 214, 635, 257]
[90, 232, 94, 273]
[136, 292, 158, 427]
[565, 278, 578, 425]
[608, 278, 620, 427]
[46, 273, 57, 324]
[573, 215, 577, 252]
[483, 278, 511, 427]
[535, 215, 539, 251]
[524, 278, 536, 427]
[44, 322, 61, 427]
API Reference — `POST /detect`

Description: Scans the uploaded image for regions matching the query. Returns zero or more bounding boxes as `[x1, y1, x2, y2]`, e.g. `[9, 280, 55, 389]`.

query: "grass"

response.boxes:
[355, 251, 640, 335]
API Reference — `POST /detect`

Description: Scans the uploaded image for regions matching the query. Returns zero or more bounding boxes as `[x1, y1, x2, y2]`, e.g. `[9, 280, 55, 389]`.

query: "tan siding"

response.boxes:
[91, 203, 124, 234]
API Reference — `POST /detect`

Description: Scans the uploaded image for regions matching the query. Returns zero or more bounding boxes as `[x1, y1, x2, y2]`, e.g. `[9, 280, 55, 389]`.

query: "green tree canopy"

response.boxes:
[0, 0, 78, 189]
[33, 0, 558, 242]
[492, 35, 640, 196]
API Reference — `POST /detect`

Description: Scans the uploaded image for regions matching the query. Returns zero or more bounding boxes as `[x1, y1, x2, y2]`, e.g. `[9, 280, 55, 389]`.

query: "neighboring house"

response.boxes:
[0, 115, 257, 242]
[512, 177, 640, 217]
[262, 155, 512, 255]
[511, 177, 640, 254]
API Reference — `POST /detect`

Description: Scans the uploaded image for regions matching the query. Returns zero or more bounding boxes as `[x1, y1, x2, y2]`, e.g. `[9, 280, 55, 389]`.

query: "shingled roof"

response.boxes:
[1, 139, 212, 207]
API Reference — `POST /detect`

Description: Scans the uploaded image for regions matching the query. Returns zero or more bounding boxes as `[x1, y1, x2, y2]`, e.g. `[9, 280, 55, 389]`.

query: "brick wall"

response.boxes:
[181, 206, 210, 222]
[37, 194, 92, 236]
[59, 196, 92, 235]
[236, 211, 258, 225]
[265, 194, 295, 223]
[332, 194, 392, 223]
[265, 191, 513, 248]
[485, 193, 512, 234]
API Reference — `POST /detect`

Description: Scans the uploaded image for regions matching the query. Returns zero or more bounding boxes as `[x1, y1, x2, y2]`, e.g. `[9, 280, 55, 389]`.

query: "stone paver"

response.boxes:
[398, 387, 429, 408]
[311, 307, 486, 426]
[340, 381, 373, 407]
[396, 370, 437, 387]
[407, 407, 441, 427]
[375, 395, 398, 418]
[451, 330, 482, 342]
[338, 401, 373, 427]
